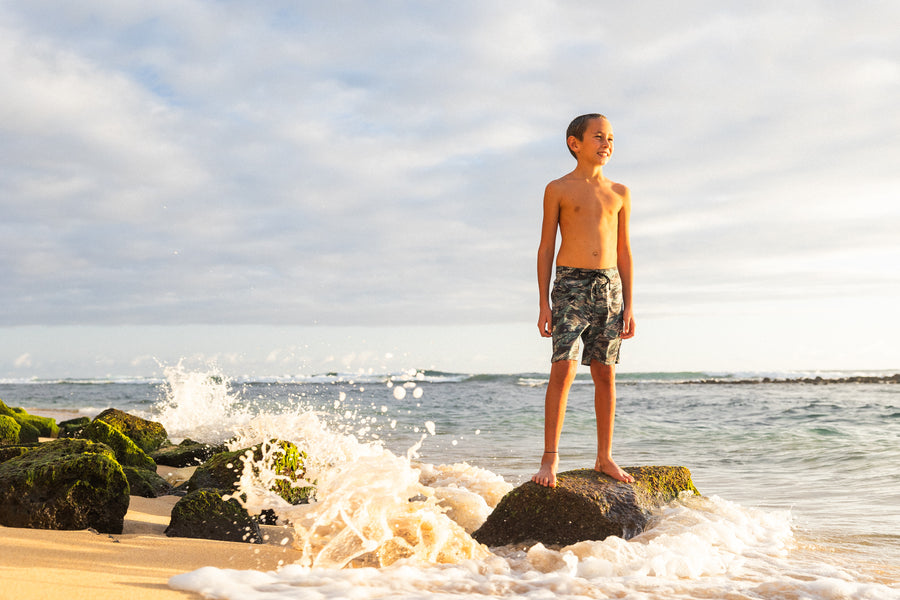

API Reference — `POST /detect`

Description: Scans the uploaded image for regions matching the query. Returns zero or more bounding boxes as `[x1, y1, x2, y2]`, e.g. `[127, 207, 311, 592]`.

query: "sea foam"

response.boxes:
[159, 365, 900, 600]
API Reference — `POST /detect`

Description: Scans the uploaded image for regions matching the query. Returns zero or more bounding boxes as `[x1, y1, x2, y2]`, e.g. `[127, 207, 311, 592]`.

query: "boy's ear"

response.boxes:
[566, 135, 579, 153]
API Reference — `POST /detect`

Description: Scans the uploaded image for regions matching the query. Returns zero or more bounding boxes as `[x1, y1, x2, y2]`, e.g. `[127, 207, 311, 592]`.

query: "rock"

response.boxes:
[472, 466, 699, 547]
[0, 438, 130, 534]
[0, 399, 59, 441]
[122, 466, 173, 498]
[185, 440, 313, 505]
[0, 445, 35, 464]
[151, 438, 227, 467]
[165, 488, 262, 543]
[93, 408, 169, 453]
[82, 419, 157, 471]
[0, 415, 20, 445]
[58, 416, 91, 439]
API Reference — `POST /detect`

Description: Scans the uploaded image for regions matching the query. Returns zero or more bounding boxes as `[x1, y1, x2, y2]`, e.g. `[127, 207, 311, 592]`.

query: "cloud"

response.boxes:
[0, 1, 898, 339]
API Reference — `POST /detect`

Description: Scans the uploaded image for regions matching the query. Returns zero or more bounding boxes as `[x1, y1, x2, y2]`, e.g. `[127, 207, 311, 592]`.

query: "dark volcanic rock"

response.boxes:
[93, 408, 169, 453]
[82, 419, 156, 471]
[151, 438, 227, 467]
[165, 488, 262, 543]
[58, 416, 91, 439]
[185, 440, 313, 504]
[0, 438, 130, 534]
[473, 466, 699, 547]
[0, 399, 59, 442]
[122, 466, 173, 498]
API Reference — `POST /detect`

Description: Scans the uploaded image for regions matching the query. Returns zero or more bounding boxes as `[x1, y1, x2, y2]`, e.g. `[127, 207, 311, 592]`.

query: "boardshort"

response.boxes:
[551, 266, 624, 366]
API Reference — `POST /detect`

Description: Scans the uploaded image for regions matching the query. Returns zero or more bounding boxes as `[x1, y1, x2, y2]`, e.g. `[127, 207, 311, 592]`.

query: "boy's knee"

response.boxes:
[589, 361, 614, 384]
[549, 359, 578, 386]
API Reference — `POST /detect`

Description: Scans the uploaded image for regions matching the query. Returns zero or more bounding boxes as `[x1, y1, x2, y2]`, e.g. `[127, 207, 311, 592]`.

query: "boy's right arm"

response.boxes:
[537, 183, 560, 338]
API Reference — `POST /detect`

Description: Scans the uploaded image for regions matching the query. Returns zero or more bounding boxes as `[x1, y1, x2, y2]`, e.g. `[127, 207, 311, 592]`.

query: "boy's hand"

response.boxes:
[621, 306, 636, 339]
[538, 305, 553, 337]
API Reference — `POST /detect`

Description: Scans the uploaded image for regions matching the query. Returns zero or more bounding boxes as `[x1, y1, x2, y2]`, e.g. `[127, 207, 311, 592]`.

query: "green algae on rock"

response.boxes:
[82, 419, 157, 471]
[165, 488, 262, 544]
[93, 408, 169, 454]
[151, 438, 227, 467]
[185, 440, 314, 505]
[0, 415, 21, 445]
[122, 465, 173, 498]
[472, 466, 699, 547]
[0, 438, 130, 534]
[0, 398, 59, 442]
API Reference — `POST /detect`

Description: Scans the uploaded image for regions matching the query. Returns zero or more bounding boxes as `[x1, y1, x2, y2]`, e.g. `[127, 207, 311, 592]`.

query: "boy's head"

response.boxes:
[566, 113, 609, 159]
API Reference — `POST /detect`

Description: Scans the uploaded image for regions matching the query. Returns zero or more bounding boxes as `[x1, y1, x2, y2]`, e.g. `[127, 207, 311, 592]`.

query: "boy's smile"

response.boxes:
[570, 117, 614, 165]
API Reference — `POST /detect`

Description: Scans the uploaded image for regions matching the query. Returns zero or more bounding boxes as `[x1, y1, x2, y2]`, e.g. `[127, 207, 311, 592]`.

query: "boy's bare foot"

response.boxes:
[532, 451, 559, 488]
[595, 456, 634, 483]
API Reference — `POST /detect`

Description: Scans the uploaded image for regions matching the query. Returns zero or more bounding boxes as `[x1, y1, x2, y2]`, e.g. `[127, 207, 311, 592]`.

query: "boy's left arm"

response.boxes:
[616, 186, 635, 339]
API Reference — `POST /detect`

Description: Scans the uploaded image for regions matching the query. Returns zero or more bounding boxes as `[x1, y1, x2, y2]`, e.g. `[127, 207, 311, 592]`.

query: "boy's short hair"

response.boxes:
[566, 113, 608, 158]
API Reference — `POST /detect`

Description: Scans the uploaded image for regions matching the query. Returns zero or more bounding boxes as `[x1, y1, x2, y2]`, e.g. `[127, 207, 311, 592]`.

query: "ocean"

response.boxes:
[2, 365, 898, 599]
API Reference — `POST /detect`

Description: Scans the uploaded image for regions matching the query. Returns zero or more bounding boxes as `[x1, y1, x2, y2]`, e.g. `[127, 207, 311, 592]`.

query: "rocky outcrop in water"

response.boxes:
[472, 466, 699, 547]
[692, 373, 900, 385]
[0, 438, 130, 533]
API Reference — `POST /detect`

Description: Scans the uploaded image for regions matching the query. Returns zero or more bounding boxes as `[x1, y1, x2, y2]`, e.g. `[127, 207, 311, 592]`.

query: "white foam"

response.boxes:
[161, 365, 900, 600]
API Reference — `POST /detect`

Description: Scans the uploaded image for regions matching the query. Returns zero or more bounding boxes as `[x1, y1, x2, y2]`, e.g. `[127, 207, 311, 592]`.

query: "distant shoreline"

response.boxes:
[688, 373, 900, 385]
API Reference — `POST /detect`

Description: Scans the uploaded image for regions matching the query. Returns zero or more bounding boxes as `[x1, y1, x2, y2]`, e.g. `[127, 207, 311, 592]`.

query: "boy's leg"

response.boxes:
[532, 359, 578, 488]
[589, 361, 634, 483]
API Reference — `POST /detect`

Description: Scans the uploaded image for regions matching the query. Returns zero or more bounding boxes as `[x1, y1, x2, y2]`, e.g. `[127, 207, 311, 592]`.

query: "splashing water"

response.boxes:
[158, 365, 900, 600]
[154, 362, 255, 443]
[153, 364, 508, 570]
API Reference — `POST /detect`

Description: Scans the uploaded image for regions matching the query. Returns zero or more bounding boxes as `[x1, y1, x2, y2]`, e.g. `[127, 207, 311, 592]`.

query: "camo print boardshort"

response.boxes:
[551, 266, 624, 366]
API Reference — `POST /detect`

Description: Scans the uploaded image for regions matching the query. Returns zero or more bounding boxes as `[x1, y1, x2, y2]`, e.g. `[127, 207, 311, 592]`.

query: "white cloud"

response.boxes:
[1, 1, 898, 373]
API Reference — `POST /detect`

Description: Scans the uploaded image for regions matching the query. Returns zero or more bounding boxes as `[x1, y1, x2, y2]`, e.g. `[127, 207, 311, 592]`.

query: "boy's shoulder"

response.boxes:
[545, 173, 630, 197]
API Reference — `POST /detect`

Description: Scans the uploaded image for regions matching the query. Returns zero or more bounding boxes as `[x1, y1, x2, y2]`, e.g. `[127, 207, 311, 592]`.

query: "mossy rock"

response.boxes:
[82, 419, 156, 471]
[151, 438, 227, 467]
[0, 399, 59, 441]
[122, 466, 173, 498]
[473, 466, 700, 547]
[0, 444, 37, 464]
[93, 408, 169, 454]
[165, 488, 262, 543]
[58, 416, 91, 439]
[0, 415, 21, 445]
[0, 438, 130, 533]
[185, 440, 313, 505]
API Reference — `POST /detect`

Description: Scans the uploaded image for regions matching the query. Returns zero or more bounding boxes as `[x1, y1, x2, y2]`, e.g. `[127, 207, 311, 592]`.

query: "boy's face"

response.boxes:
[569, 117, 613, 165]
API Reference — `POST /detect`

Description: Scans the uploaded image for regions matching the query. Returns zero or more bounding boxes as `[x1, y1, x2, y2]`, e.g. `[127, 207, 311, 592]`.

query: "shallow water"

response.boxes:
[3, 366, 898, 598]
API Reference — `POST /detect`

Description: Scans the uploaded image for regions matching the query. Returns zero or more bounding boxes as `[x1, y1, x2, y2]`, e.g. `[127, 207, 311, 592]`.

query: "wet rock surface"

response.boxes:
[473, 466, 699, 547]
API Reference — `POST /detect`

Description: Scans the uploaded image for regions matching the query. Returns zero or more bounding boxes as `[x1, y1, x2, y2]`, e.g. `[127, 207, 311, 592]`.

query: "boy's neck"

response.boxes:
[572, 162, 606, 181]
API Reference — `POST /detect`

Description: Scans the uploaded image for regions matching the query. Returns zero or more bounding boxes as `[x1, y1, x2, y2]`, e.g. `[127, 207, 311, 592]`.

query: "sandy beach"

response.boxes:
[0, 467, 299, 600]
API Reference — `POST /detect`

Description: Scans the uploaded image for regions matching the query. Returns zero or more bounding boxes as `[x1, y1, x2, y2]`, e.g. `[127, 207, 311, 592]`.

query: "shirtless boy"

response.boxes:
[532, 113, 636, 488]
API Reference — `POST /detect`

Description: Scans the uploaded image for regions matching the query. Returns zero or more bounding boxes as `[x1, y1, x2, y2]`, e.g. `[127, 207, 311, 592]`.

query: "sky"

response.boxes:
[1, 1, 899, 379]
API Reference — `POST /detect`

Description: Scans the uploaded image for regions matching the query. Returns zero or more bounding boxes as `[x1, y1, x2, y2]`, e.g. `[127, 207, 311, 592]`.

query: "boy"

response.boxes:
[532, 113, 636, 488]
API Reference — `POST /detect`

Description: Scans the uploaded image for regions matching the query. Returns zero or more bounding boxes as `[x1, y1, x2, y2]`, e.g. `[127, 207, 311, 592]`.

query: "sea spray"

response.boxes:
[154, 362, 254, 443]
[157, 365, 900, 599]
[155, 364, 503, 569]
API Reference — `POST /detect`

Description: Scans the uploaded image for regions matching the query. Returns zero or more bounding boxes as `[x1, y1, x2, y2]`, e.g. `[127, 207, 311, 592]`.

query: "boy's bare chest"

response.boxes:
[561, 190, 620, 221]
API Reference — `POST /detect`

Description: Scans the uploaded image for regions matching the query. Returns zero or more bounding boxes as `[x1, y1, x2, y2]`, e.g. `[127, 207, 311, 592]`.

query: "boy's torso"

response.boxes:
[552, 175, 623, 270]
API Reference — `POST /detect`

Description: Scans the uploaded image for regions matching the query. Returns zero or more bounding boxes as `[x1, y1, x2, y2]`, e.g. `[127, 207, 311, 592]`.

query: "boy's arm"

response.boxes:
[537, 183, 560, 338]
[616, 185, 635, 339]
